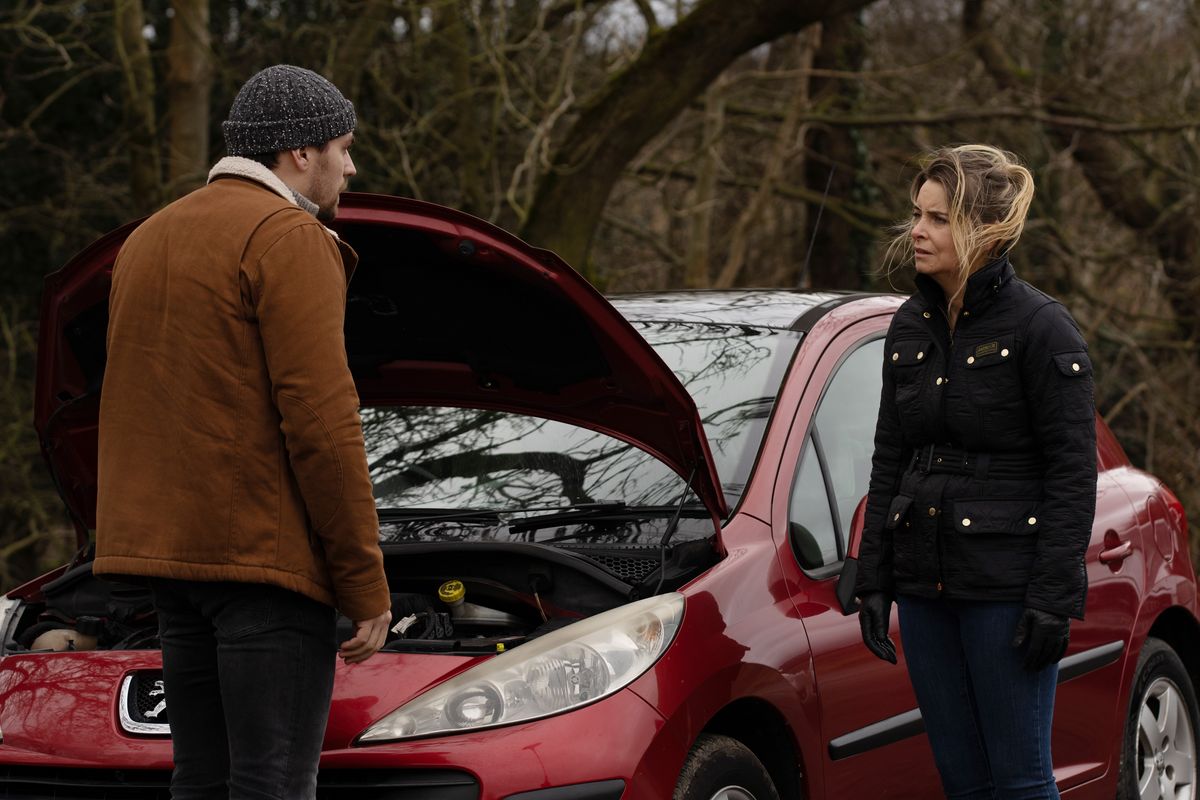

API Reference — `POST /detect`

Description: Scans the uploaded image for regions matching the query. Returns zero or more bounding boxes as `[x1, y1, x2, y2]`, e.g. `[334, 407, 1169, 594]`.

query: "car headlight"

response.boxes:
[357, 592, 684, 743]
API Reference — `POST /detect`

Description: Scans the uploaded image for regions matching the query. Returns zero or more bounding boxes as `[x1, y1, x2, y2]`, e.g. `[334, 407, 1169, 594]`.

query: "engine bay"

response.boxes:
[2, 539, 716, 657]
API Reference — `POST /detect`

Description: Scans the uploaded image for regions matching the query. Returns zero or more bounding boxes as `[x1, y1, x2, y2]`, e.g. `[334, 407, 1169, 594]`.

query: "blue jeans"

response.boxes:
[150, 579, 337, 800]
[897, 595, 1059, 800]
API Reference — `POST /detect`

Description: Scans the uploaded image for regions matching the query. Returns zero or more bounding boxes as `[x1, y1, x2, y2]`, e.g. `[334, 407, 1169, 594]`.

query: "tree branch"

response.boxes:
[633, 162, 891, 236]
[722, 102, 1200, 135]
[521, 0, 878, 268]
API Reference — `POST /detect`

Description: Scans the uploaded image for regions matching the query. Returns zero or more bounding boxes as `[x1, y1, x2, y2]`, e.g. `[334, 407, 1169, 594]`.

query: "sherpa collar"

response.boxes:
[207, 156, 324, 222]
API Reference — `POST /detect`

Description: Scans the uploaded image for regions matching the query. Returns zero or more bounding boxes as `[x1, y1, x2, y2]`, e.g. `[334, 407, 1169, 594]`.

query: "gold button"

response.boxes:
[1072, 363, 1080, 372]
[927, 507, 937, 517]
[1027, 516, 1037, 525]
[963, 310, 970, 316]
[962, 518, 972, 527]
[917, 351, 925, 360]
[923, 311, 931, 319]
[893, 513, 901, 521]
[967, 356, 975, 365]
[936, 377, 944, 386]
[892, 352, 900, 362]
[1001, 348, 1010, 357]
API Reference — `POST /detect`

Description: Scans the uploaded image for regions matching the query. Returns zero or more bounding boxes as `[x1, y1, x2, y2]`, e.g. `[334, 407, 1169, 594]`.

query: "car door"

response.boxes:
[1047, 437, 1144, 793]
[772, 312, 1142, 798]
[769, 315, 942, 799]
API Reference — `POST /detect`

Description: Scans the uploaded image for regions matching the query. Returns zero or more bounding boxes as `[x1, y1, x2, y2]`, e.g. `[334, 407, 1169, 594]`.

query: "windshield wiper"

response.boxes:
[376, 507, 504, 525]
[507, 502, 708, 534]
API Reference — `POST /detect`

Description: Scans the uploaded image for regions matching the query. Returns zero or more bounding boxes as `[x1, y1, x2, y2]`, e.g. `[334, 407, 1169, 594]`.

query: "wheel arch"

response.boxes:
[1145, 605, 1200, 694]
[701, 697, 805, 800]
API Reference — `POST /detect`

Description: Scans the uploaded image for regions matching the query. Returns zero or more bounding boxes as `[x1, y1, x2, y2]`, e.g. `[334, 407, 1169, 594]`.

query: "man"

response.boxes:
[95, 65, 391, 800]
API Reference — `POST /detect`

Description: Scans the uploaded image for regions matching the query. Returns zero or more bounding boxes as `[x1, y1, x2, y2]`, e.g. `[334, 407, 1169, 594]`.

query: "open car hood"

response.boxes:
[36, 192, 727, 544]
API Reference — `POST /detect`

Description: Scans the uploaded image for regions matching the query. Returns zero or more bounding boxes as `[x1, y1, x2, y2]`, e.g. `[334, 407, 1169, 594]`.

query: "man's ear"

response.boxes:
[285, 146, 312, 172]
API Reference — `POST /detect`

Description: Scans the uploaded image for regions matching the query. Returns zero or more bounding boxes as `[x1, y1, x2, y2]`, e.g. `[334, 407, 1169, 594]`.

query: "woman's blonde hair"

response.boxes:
[883, 144, 1035, 307]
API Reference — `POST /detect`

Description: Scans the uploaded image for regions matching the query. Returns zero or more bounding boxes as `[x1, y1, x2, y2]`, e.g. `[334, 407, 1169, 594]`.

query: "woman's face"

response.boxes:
[911, 180, 959, 282]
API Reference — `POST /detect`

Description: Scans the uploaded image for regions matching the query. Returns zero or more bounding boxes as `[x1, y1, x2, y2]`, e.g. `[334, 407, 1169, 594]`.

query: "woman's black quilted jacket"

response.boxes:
[854, 256, 1097, 619]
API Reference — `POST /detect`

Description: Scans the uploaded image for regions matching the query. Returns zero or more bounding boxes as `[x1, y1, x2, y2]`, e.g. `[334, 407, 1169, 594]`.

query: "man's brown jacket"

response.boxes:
[94, 158, 390, 622]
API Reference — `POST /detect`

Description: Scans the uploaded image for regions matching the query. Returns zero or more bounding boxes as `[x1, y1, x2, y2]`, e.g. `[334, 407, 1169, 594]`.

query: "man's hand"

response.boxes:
[1011, 607, 1069, 671]
[339, 609, 392, 664]
[858, 592, 897, 664]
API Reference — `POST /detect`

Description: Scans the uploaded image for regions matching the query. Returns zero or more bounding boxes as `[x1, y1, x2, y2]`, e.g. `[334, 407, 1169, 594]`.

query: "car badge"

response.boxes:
[119, 672, 171, 735]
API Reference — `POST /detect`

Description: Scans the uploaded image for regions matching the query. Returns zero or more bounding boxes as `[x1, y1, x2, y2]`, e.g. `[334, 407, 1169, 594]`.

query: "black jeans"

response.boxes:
[149, 579, 337, 800]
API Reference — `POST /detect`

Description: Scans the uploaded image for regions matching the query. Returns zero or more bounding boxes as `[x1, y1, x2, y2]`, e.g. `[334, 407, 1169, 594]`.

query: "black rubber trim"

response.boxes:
[503, 779, 626, 799]
[827, 639, 1126, 760]
[787, 293, 860, 333]
[828, 708, 924, 761]
[0, 766, 479, 799]
[1056, 638, 1125, 682]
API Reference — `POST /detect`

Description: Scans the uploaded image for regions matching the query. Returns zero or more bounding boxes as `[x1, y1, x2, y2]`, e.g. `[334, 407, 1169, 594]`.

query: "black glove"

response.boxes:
[1011, 607, 1069, 671]
[858, 592, 897, 664]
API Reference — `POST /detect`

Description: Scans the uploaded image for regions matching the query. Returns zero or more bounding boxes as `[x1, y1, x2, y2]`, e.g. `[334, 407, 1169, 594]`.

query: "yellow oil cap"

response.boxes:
[438, 579, 465, 605]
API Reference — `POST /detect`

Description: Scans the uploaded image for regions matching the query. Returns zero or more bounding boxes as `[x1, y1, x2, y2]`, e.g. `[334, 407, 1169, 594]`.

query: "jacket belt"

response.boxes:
[909, 444, 1042, 480]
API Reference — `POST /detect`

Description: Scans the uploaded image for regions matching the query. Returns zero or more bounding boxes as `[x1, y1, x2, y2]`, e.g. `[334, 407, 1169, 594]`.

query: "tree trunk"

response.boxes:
[520, 0, 878, 270]
[801, 10, 867, 289]
[682, 79, 726, 288]
[115, 0, 162, 214]
[442, 2, 488, 217]
[167, 0, 212, 196]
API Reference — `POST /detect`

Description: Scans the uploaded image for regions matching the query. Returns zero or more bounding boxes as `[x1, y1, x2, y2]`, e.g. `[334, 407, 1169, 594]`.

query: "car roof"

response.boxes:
[608, 289, 888, 332]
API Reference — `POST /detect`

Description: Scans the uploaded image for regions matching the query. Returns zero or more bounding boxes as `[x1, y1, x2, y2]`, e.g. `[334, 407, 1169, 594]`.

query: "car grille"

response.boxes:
[0, 766, 480, 799]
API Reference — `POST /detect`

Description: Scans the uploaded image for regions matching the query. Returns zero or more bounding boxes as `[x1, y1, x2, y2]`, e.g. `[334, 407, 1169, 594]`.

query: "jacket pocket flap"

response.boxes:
[889, 339, 932, 367]
[951, 498, 1040, 535]
[1052, 351, 1092, 378]
[885, 495, 913, 529]
[962, 335, 1015, 369]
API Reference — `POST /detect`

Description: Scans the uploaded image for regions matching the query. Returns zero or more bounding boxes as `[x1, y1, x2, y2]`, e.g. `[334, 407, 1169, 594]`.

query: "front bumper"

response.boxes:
[0, 681, 673, 800]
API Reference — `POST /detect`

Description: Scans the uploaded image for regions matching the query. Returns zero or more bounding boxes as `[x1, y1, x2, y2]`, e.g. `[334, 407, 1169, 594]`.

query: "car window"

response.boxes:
[787, 337, 884, 570]
[788, 434, 838, 569]
[815, 339, 885, 542]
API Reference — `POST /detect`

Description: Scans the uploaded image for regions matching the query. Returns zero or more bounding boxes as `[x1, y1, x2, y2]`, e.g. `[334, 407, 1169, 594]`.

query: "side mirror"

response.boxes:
[835, 494, 868, 615]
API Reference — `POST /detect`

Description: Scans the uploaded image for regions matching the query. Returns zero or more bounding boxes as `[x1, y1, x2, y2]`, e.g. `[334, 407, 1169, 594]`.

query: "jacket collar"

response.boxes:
[207, 157, 326, 226]
[915, 254, 1015, 317]
[207, 156, 355, 280]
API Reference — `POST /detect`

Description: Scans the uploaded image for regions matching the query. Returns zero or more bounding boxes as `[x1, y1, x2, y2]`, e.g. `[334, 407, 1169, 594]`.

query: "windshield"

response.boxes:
[364, 321, 801, 542]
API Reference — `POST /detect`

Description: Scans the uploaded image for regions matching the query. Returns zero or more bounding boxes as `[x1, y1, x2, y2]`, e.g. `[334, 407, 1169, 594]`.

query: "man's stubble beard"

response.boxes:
[316, 184, 345, 222]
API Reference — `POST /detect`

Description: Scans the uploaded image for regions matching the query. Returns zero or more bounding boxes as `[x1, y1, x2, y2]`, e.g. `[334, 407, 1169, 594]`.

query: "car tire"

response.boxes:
[1117, 637, 1199, 800]
[673, 733, 782, 800]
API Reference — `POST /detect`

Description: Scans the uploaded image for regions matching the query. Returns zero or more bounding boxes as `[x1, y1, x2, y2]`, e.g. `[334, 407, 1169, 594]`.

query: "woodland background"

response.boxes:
[2, 0, 1198, 586]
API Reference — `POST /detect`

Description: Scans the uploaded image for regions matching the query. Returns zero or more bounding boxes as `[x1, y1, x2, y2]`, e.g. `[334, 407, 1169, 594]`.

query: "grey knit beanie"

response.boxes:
[222, 65, 356, 156]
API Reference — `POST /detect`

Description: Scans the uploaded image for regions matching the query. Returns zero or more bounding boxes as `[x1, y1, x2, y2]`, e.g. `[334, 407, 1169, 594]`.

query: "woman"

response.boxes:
[854, 144, 1097, 800]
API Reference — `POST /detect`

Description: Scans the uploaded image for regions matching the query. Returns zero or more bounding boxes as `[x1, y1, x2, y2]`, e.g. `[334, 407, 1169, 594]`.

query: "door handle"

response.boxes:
[1099, 540, 1133, 564]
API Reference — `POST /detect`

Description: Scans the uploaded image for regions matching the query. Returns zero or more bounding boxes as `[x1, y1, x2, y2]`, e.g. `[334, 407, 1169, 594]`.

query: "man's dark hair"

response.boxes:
[245, 141, 331, 170]
[246, 152, 280, 169]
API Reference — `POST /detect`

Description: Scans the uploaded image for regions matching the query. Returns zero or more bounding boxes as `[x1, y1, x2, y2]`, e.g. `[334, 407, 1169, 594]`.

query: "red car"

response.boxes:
[3, 194, 1197, 800]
